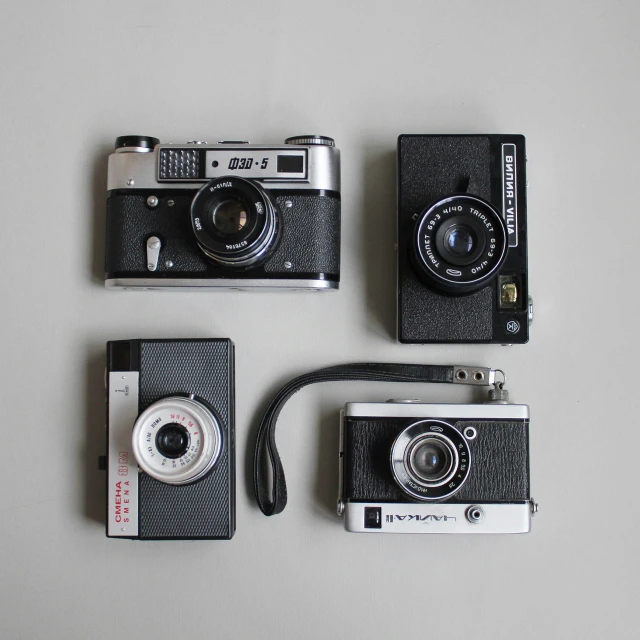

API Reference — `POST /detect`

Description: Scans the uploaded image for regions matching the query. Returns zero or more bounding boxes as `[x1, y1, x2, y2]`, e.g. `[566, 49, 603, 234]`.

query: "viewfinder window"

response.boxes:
[277, 155, 304, 173]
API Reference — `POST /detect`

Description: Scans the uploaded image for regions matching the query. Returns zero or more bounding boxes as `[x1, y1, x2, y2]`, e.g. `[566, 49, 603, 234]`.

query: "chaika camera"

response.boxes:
[397, 134, 531, 343]
[338, 376, 536, 534]
[104, 338, 235, 540]
[105, 135, 340, 290]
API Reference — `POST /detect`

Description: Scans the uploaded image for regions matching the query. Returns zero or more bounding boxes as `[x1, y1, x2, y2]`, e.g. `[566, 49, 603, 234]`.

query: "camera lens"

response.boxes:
[444, 225, 475, 257]
[409, 439, 451, 482]
[155, 423, 190, 459]
[132, 396, 223, 486]
[412, 194, 508, 295]
[390, 420, 471, 502]
[191, 176, 280, 268]
[212, 199, 248, 235]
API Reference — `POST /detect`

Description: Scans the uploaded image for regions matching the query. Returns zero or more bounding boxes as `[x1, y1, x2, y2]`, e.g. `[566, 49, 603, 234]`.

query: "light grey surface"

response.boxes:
[0, 1, 638, 638]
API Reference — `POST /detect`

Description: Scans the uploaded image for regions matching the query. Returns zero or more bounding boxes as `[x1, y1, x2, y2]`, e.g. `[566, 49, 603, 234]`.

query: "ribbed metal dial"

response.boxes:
[284, 135, 335, 147]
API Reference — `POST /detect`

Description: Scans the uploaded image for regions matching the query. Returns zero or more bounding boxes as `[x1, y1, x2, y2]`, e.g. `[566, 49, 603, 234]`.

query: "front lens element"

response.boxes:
[155, 423, 190, 459]
[444, 225, 476, 257]
[212, 199, 248, 235]
[409, 438, 452, 482]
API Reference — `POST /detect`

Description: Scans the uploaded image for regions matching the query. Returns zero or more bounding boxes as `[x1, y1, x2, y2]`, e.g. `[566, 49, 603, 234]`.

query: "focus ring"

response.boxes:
[132, 396, 222, 485]
[390, 420, 471, 502]
[412, 194, 508, 295]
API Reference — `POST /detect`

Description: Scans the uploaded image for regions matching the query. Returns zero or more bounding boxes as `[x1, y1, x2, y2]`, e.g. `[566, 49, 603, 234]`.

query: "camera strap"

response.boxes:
[253, 363, 500, 516]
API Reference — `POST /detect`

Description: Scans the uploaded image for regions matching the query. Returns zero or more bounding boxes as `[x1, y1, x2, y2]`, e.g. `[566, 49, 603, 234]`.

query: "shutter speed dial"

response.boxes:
[285, 135, 335, 147]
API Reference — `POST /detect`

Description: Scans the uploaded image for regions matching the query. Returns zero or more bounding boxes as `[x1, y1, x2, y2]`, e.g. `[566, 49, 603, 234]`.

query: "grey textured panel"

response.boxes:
[398, 136, 491, 214]
[138, 340, 234, 539]
[265, 195, 341, 274]
[399, 270, 494, 341]
[344, 419, 529, 503]
[106, 194, 209, 273]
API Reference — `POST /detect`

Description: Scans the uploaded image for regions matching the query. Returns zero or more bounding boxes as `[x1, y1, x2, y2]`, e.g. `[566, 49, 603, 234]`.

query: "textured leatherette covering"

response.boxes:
[138, 340, 235, 539]
[398, 136, 494, 342]
[344, 418, 529, 502]
[265, 195, 340, 274]
[105, 192, 340, 277]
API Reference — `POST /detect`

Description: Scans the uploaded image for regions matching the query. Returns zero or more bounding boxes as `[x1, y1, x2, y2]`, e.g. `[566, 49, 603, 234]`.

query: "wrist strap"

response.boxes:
[253, 363, 458, 516]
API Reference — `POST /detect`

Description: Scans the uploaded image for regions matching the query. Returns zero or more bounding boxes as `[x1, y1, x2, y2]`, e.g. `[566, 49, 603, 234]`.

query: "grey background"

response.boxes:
[1, 1, 637, 638]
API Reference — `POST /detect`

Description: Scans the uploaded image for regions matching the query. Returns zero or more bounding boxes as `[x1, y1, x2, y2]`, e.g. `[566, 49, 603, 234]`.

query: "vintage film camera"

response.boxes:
[105, 135, 340, 290]
[104, 339, 235, 540]
[397, 134, 531, 343]
[338, 379, 536, 534]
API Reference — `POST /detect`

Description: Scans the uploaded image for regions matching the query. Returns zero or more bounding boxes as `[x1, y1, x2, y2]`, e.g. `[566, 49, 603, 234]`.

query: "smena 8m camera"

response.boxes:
[397, 134, 531, 344]
[339, 389, 534, 534]
[105, 135, 340, 290]
[105, 338, 235, 540]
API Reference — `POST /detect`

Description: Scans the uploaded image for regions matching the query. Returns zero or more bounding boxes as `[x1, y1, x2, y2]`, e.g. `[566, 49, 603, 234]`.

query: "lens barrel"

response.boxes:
[391, 420, 471, 501]
[132, 396, 223, 485]
[190, 176, 280, 268]
[412, 194, 508, 295]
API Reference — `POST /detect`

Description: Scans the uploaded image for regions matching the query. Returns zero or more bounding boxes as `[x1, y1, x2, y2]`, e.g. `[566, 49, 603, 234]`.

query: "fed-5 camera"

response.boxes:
[339, 390, 534, 534]
[104, 339, 235, 540]
[397, 134, 531, 344]
[105, 135, 340, 290]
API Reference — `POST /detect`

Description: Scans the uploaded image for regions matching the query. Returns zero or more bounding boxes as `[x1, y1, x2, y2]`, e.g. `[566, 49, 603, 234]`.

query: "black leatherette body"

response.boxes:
[398, 136, 494, 342]
[105, 191, 340, 278]
[344, 418, 529, 503]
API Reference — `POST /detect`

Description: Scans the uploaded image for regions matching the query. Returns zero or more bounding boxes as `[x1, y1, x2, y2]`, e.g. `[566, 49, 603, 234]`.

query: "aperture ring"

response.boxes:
[191, 176, 280, 268]
[413, 194, 508, 294]
[391, 420, 471, 502]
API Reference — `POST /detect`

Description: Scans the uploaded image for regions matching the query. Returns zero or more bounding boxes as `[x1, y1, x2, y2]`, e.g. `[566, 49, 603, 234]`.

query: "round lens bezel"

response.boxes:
[406, 435, 457, 486]
[190, 176, 280, 268]
[412, 194, 508, 295]
[131, 396, 223, 486]
[391, 420, 471, 501]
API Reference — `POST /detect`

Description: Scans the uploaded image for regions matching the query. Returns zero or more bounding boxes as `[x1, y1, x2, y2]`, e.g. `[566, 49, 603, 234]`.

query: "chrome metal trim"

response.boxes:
[105, 278, 338, 291]
[146, 236, 161, 271]
[107, 372, 140, 537]
[453, 366, 495, 386]
[107, 143, 340, 192]
[115, 146, 153, 154]
[343, 402, 529, 421]
[344, 502, 531, 534]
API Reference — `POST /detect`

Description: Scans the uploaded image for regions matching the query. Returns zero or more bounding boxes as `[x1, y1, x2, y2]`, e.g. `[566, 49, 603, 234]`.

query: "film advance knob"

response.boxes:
[114, 135, 159, 152]
[284, 135, 335, 147]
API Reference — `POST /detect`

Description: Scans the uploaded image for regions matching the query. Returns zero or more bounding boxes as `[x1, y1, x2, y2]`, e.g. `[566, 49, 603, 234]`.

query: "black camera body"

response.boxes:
[340, 400, 532, 534]
[105, 338, 235, 540]
[397, 134, 530, 344]
[105, 135, 340, 291]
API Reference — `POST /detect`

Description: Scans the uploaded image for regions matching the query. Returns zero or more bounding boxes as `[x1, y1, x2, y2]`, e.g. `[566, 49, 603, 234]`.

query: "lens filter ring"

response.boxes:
[132, 396, 222, 485]
[190, 176, 280, 268]
[391, 420, 471, 501]
[412, 194, 508, 295]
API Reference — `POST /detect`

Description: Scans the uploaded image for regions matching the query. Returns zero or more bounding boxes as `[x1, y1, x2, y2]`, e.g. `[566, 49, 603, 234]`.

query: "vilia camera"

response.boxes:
[105, 135, 340, 290]
[339, 393, 534, 534]
[397, 134, 530, 343]
[104, 339, 235, 539]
